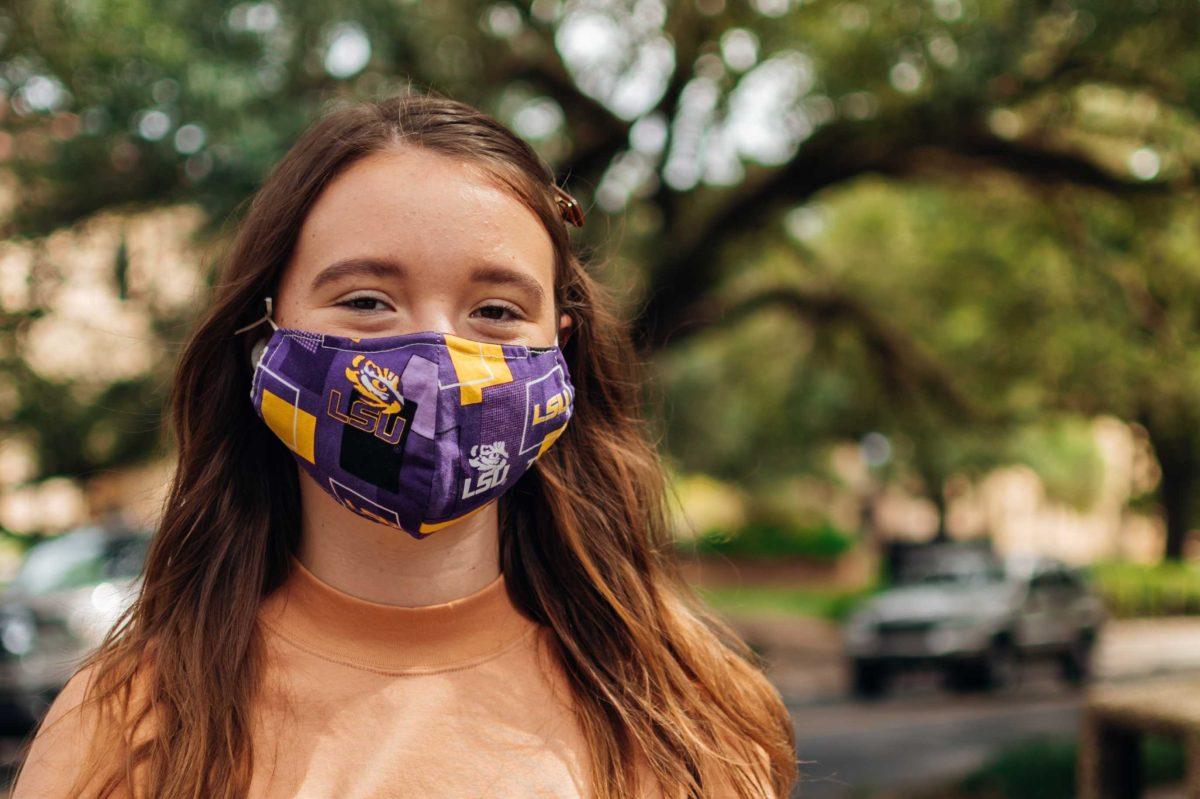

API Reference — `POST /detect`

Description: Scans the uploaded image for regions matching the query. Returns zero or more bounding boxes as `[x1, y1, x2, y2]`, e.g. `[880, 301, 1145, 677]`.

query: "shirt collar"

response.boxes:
[258, 555, 539, 672]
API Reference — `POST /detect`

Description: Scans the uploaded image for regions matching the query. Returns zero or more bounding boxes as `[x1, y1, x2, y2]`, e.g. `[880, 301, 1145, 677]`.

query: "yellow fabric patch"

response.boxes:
[444, 334, 513, 405]
[533, 424, 566, 462]
[262, 388, 317, 463]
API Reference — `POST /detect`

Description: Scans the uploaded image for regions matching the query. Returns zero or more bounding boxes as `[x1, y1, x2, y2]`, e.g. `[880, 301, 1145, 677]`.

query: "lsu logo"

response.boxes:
[345, 355, 404, 415]
[533, 386, 573, 425]
[462, 441, 510, 499]
[324, 355, 408, 445]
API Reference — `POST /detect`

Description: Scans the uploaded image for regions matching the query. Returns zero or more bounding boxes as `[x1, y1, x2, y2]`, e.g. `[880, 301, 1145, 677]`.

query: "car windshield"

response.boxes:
[906, 554, 1005, 587]
[912, 568, 1003, 586]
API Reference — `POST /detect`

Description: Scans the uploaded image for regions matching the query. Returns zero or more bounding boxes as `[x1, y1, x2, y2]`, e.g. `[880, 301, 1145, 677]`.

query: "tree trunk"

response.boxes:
[931, 490, 950, 543]
[1141, 412, 1200, 561]
[912, 442, 950, 543]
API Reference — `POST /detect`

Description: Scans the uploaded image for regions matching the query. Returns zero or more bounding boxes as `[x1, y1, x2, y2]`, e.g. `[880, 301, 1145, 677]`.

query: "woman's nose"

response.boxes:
[403, 307, 458, 337]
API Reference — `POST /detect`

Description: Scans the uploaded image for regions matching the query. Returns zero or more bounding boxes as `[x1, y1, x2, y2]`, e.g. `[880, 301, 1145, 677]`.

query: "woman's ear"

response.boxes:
[558, 312, 574, 345]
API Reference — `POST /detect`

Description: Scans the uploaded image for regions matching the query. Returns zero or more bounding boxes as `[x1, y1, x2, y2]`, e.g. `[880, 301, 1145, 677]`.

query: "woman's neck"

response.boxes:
[295, 470, 502, 607]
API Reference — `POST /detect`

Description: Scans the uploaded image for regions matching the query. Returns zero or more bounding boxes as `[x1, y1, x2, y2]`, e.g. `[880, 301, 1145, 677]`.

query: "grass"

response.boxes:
[695, 584, 875, 622]
[1088, 560, 1200, 617]
[695, 558, 1200, 622]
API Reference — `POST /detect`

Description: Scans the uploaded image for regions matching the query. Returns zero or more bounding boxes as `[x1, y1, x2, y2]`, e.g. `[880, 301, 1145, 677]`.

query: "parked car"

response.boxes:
[842, 547, 1107, 698]
[0, 524, 149, 734]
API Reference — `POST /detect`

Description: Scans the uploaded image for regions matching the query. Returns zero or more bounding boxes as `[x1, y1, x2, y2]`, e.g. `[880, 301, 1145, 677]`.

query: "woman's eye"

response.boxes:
[471, 303, 521, 323]
[338, 296, 388, 313]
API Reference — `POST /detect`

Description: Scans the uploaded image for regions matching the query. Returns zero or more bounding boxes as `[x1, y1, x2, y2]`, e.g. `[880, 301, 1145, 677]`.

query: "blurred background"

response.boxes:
[2, 0, 1200, 796]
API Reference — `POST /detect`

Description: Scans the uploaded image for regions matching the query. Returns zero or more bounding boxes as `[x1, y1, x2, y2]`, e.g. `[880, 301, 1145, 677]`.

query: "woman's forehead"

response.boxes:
[287, 148, 554, 292]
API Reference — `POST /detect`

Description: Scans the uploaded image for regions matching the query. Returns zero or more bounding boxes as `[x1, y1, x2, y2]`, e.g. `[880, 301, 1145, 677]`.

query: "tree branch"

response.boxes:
[685, 284, 982, 420]
[633, 107, 1174, 353]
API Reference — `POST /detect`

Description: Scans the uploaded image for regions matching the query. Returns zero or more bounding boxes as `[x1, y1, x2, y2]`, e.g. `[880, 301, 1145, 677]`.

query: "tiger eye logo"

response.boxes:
[346, 355, 404, 415]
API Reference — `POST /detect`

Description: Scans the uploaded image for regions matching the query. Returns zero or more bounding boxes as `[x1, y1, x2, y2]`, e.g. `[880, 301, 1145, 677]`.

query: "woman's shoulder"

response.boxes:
[11, 648, 156, 799]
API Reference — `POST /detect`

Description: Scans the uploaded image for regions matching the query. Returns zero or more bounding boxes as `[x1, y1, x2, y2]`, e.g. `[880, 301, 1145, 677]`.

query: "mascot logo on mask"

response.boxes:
[345, 354, 404, 416]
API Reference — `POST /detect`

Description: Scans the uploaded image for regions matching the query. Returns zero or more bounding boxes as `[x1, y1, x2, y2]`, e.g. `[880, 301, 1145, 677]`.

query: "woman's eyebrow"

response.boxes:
[310, 256, 406, 292]
[470, 263, 546, 310]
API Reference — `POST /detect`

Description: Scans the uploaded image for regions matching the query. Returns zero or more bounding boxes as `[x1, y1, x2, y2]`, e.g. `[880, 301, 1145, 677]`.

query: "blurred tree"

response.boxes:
[2, 0, 1197, 550]
[683, 175, 1195, 557]
[655, 197, 1108, 543]
[1047, 190, 1200, 560]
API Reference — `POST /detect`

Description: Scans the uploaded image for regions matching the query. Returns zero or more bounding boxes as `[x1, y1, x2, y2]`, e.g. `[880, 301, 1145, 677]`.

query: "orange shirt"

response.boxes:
[249, 556, 620, 797]
[13, 556, 668, 798]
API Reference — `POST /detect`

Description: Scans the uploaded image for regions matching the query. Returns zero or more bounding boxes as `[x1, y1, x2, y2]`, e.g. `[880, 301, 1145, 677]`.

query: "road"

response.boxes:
[725, 616, 1200, 798]
[789, 667, 1083, 798]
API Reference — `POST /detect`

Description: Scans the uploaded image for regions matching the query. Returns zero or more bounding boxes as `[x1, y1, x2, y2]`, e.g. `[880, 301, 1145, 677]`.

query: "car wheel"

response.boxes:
[945, 659, 986, 692]
[946, 637, 1018, 692]
[850, 658, 889, 699]
[1059, 630, 1096, 686]
[982, 636, 1020, 689]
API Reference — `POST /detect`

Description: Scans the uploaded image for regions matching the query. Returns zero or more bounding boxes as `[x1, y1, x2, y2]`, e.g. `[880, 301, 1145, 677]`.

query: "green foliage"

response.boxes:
[958, 736, 1076, 799]
[1089, 561, 1200, 618]
[690, 518, 856, 562]
[952, 734, 1182, 799]
[656, 308, 850, 482]
[1004, 417, 1106, 512]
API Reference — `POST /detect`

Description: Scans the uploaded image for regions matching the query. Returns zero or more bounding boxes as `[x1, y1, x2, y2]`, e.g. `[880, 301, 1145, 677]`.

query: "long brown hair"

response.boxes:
[15, 88, 798, 798]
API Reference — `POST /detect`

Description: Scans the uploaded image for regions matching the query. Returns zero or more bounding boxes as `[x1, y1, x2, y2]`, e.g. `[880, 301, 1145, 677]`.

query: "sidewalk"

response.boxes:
[721, 612, 1200, 702]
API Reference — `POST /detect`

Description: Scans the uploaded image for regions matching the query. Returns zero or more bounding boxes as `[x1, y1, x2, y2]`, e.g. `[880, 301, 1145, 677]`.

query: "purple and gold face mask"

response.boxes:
[235, 296, 574, 538]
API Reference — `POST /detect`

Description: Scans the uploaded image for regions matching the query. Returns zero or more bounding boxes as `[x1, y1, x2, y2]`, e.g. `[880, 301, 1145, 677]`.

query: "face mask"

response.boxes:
[234, 296, 575, 538]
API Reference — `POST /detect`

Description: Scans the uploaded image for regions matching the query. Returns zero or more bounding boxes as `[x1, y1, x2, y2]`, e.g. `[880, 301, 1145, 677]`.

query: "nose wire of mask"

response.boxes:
[242, 294, 575, 538]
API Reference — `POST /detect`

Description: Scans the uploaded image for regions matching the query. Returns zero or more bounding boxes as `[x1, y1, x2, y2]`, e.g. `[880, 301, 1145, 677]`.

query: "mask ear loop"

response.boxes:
[233, 296, 280, 336]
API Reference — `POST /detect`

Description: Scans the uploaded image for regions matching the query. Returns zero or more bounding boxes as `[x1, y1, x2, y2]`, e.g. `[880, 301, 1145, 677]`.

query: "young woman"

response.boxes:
[11, 90, 798, 798]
